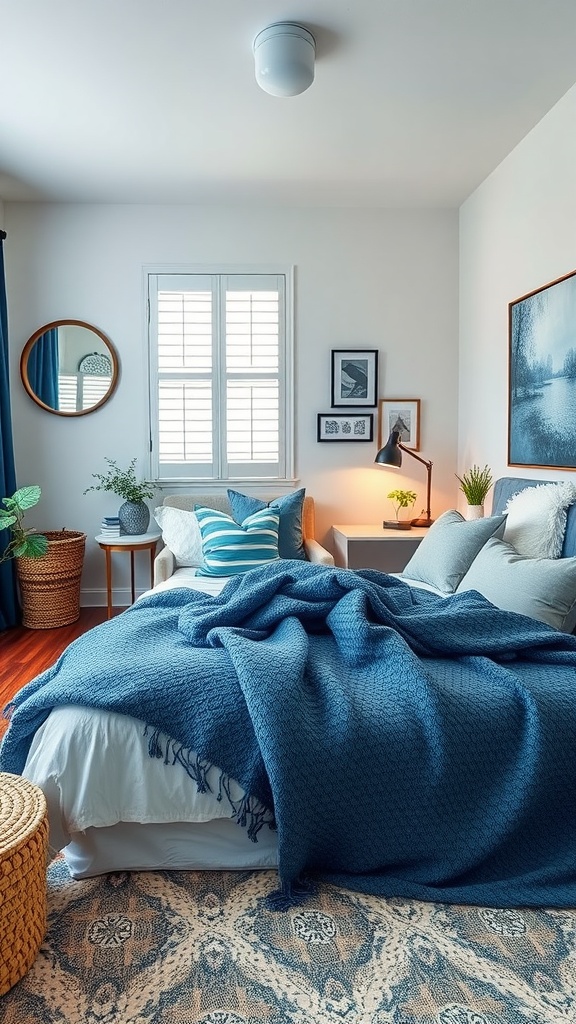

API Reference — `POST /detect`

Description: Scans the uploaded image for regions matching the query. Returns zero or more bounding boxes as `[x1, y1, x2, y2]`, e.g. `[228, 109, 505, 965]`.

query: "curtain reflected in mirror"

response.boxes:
[20, 321, 119, 416]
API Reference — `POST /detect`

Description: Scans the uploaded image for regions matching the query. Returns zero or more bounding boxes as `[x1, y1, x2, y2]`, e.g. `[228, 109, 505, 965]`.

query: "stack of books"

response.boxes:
[100, 516, 121, 538]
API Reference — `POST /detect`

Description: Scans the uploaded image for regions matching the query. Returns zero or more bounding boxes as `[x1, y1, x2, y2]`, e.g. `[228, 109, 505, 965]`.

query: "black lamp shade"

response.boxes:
[374, 430, 402, 468]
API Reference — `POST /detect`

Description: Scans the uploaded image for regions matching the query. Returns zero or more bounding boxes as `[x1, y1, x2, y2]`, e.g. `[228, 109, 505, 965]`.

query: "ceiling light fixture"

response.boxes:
[253, 22, 316, 97]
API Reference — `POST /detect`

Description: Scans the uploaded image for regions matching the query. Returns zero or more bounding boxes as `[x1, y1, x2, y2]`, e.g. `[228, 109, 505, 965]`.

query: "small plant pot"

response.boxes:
[118, 501, 150, 535]
[465, 504, 485, 520]
[383, 520, 412, 530]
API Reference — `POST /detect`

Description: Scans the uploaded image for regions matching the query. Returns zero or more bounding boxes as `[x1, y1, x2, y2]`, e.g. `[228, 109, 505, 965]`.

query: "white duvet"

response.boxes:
[22, 567, 261, 851]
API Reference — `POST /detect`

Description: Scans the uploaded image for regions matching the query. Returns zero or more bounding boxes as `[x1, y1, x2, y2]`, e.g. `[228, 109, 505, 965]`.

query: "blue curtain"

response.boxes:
[27, 328, 59, 409]
[0, 233, 20, 628]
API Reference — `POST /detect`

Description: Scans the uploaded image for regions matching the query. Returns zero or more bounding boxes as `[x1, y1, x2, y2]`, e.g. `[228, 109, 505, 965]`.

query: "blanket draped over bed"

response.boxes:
[3, 560, 576, 907]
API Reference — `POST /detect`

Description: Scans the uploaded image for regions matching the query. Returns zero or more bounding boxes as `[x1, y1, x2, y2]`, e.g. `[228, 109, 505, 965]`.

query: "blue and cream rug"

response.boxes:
[2, 860, 576, 1023]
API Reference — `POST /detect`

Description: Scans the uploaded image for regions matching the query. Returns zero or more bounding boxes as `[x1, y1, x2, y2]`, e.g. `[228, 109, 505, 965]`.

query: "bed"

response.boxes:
[3, 477, 576, 909]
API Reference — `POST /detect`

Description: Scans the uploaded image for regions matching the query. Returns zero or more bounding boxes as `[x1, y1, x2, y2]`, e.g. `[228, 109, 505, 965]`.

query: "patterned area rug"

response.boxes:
[2, 860, 576, 1023]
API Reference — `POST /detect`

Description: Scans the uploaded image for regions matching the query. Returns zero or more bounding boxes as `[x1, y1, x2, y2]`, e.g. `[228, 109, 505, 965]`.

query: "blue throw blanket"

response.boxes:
[3, 560, 576, 907]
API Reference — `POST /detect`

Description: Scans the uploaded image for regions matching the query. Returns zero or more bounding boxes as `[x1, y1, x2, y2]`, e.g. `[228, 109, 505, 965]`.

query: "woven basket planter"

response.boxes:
[0, 772, 48, 995]
[17, 530, 87, 629]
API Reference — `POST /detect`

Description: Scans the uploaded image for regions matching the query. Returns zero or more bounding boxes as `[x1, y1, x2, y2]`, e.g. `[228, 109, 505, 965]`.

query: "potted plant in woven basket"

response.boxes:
[0, 485, 87, 629]
[456, 464, 493, 520]
[83, 457, 155, 535]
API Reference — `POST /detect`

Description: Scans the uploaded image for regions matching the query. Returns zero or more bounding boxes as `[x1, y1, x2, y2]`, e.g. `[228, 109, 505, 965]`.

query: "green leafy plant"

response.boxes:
[387, 489, 417, 521]
[0, 486, 48, 564]
[456, 464, 493, 505]
[83, 457, 155, 503]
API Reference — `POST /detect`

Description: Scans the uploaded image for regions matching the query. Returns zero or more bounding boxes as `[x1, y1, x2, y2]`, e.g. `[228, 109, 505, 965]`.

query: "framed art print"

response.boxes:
[317, 413, 374, 442]
[378, 398, 420, 451]
[331, 349, 378, 407]
[509, 269, 576, 470]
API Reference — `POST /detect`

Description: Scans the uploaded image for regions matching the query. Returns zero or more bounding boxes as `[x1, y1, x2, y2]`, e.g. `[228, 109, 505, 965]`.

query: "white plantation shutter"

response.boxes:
[81, 374, 112, 408]
[58, 374, 78, 413]
[57, 373, 112, 412]
[149, 271, 293, 482]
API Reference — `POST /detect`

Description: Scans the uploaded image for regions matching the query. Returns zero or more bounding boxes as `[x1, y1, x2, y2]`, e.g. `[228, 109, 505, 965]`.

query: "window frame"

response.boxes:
[146, 265, 295, 487]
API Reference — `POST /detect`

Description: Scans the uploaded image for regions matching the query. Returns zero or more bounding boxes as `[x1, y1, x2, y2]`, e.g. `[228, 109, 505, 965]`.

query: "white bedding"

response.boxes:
[22, 569, 268, 869]
[22, 705, 272, 852]
[140, 565, 228, 599]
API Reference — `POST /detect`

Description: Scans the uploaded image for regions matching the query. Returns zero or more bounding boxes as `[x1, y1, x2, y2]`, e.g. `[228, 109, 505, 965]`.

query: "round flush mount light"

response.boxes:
[253, 22, 316, 97]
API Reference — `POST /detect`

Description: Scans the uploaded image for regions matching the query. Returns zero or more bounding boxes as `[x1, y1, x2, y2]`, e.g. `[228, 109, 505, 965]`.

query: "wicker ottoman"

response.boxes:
[0, 772, 48, 995]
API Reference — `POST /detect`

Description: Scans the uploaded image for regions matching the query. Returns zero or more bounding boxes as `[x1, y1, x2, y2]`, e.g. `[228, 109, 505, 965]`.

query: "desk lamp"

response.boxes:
[375, 430, 434, 528]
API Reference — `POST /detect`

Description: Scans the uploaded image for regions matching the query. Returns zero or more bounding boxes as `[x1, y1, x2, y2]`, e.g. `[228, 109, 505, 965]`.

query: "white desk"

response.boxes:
[332, 525, 429, 572]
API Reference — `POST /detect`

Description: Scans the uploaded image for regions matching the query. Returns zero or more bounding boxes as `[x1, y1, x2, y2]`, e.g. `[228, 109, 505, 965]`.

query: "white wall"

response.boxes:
[5, 203, 458, 604]
[459, 83, 576, 502]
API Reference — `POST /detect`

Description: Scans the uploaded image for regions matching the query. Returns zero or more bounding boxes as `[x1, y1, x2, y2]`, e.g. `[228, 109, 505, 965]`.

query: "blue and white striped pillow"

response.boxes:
[195, 506, 280, 577]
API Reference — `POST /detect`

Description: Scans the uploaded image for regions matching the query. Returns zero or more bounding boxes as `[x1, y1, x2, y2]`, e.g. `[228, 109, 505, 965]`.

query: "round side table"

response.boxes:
[95, 531, 161, 618]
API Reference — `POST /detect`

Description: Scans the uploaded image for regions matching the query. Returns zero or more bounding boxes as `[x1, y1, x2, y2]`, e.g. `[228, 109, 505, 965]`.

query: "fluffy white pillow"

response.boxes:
[503, 481, 576, 558]
[153, 505, 203, 567]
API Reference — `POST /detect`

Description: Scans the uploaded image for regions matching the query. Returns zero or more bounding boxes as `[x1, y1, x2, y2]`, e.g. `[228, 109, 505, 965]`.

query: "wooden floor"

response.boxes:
[0, 608, 121, 739]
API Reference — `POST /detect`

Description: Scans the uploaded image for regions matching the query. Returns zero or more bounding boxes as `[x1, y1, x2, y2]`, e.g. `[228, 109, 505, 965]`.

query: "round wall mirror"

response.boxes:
[20, 320, 119, 416]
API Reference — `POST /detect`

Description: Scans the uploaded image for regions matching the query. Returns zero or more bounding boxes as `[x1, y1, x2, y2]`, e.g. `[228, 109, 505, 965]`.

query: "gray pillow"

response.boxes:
[456, 537, 576, 632]
[401, 510, 506, 594]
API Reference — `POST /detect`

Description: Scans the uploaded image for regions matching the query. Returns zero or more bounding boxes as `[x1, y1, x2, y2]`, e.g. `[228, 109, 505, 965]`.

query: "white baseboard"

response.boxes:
[80, 588, 149, 608]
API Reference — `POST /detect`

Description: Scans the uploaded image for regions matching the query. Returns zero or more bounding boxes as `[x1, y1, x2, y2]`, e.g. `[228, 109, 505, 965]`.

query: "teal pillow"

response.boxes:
[195, 505, 280, 577]
[456, 537, 576, 632]
[227, 488, 306, 560]
[401, 510, 506, 594]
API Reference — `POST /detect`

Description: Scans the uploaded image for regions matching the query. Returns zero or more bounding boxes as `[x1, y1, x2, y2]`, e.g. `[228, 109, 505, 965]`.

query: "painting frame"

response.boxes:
[330, 349, 378, 408]
[317, 413, 374, 443]
[509, 269, 576, 470]
[378, 398, 421, 451]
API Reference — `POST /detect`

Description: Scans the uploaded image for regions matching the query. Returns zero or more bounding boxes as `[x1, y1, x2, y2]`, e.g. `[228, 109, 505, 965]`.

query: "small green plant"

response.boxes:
[387, 489, 417, 521]
[83, 458, 155, 503]
[456, 464, 493, 506]
[0, 486, 48, 564]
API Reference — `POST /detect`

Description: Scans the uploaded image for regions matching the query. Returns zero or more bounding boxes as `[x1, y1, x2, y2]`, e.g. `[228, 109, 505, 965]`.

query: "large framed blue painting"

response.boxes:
[509, 269, 576, 470]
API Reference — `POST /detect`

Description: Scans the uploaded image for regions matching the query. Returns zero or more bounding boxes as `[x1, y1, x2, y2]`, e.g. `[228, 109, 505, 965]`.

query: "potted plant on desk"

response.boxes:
[383, 489, 417, 530]
[84, 457, 155, 535]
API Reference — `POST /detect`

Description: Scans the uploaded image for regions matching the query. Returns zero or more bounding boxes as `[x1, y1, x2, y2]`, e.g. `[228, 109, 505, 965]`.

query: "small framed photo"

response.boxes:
[317, 413, 374, 442]
[378, 398, 421, 451]
[331, 349, 378, 407]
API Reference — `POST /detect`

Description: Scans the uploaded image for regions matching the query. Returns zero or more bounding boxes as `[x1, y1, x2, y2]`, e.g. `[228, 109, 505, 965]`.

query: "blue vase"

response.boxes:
[118, 501, 150, 535]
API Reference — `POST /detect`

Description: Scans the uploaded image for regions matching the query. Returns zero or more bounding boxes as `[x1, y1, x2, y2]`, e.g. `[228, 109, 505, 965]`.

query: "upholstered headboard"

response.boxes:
[492, 477, 576, 558]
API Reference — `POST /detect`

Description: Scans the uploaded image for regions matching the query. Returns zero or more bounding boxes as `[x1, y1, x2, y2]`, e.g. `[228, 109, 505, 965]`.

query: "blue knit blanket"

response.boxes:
[3, 559, 576, 907]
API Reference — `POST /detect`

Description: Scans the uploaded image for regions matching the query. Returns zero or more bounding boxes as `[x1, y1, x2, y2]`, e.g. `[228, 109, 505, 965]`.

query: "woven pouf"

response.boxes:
[0, 772, 48, 995]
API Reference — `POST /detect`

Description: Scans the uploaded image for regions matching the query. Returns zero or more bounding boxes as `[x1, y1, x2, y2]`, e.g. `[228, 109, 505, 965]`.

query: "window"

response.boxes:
[148, 270, 293, 482]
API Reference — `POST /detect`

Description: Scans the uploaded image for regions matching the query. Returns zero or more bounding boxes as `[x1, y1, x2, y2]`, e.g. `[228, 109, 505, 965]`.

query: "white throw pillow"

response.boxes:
[503, 481, 576, 558]
[153, 505, 204, 567]
[456, 536, 576, 632]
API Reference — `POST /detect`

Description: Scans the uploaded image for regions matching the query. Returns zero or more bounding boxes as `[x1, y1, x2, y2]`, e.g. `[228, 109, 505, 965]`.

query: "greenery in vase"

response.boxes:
[387, 489, 417, 521]
[0, 485, 48, 564]
[456, 464, 493, 506]
[83, 458, 155, 504]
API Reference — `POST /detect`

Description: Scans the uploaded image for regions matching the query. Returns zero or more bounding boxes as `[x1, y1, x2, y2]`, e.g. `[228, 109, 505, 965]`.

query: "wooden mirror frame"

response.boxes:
[20, 319, 119, 417]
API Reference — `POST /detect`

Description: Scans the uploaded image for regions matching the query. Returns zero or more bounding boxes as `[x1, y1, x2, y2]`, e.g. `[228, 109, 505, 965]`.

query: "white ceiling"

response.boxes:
[2, 0, 576, 208]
